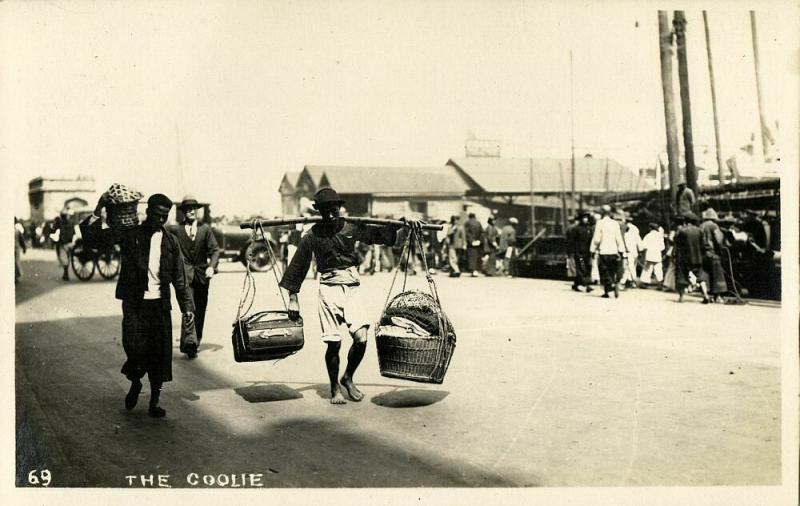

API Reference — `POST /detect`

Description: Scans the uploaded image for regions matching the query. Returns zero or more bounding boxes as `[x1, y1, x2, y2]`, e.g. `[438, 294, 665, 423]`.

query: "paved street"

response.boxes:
[15, 249, 781, 488]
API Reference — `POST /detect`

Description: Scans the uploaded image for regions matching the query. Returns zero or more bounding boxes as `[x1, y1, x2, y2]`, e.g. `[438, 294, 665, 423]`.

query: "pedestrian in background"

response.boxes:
[640, 222, 665, 288]
[567, 211, 594, 292]
[168, 196, 220, 358]
[81, 192, 195, 418]
[484, 216, 500, 276]
[446, 215, 465, 277]
[590, 205, 626, 298]
[14, 217, 26, 283]
[464, 212, 483, 277]
[620, 213, 643, 288]
[52, 209, 78, 281]
[700, 208, 728, 302]
[676, 182, 696, 217]
[674, 212, 710, 304]
[499, 217, 518, 277]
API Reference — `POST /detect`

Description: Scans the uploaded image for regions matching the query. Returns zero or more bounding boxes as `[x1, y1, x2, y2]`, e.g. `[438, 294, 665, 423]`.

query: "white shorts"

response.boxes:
[317, 283, 372, 342]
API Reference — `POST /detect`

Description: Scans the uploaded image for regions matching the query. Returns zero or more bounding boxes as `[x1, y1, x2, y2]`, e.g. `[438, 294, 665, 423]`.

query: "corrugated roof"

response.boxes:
[307, 165, 470, 195]
[447, 157, 653, 194]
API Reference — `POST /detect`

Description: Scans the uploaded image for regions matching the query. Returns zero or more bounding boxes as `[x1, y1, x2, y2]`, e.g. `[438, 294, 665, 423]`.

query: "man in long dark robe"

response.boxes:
[81, 193, 194, 418]
[700, 208, 728, 301]
[674, 212, 710, 303]
[484, 217, 500, 276]
[464, 212, 484, 277]
[567, 211, 594, 292]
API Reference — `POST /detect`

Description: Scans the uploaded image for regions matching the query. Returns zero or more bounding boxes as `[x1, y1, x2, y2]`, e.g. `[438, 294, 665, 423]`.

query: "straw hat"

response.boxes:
[701, 208, 719, 221]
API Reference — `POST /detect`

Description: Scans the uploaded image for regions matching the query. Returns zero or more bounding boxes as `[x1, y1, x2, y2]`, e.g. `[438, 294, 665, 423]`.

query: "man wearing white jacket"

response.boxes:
[620, 217, 643, 288]
[640, 222, 666, 288]
[590, 205, 626, 298]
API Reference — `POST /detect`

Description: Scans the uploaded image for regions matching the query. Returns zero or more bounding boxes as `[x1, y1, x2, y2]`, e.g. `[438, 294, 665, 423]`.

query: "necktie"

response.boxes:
[187, 225, 195, 241]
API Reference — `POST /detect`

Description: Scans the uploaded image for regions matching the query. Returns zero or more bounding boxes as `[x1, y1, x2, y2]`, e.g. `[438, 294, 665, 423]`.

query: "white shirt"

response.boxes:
[185, 221, 197, 241]
[590, 216, 626, 255]
[623, 224, 642, 256]
[143, 230, 163, 300]
[641, 230, 665, 263]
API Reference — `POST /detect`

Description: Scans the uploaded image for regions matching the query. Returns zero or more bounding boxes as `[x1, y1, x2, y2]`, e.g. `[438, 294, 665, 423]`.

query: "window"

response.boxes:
[410, 202, 428, 216]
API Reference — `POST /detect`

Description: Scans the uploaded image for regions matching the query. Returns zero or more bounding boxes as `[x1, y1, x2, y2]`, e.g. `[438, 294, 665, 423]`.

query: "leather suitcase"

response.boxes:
[231, 310, 304, 362]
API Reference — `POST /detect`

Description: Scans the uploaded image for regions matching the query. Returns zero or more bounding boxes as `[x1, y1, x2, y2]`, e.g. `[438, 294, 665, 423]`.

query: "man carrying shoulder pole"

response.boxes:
[274, 187, 422, 405]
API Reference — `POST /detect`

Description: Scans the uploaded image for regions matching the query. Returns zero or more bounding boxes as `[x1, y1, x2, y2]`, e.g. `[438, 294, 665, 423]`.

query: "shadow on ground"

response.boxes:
[371, 389, 449, 408]
[235, 384, 304, 403]
[16, 315, 524, 488]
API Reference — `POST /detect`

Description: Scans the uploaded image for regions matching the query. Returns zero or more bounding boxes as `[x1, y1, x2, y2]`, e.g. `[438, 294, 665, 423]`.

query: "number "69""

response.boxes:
[28, 469, 51, 487]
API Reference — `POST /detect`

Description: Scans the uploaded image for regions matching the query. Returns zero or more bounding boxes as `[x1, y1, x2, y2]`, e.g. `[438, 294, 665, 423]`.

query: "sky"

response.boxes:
[3, 0, 798, 219]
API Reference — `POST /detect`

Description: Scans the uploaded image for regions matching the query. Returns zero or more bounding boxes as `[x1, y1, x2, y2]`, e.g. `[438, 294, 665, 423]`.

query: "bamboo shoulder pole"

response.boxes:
[240, 216, 443, 231]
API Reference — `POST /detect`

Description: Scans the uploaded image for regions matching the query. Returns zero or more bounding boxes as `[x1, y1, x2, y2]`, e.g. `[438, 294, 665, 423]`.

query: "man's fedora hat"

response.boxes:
[178, 195, 202, 210]
[313, 187, 345, 208]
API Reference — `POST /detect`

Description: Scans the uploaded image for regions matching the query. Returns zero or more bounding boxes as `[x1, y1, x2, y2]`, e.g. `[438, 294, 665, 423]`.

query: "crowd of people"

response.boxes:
[279, 212, 522, 279]
[15, 181, 779, 415]
[273, 197, 778, 307]
[565, 202, 776, 303]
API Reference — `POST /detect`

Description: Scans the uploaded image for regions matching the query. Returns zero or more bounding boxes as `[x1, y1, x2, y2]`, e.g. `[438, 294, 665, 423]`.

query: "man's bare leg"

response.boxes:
[340, 327, 367, 401]
[325, 341, 346, 404]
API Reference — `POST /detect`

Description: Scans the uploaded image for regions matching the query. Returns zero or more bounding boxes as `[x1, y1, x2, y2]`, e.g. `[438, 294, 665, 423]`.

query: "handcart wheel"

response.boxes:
[70, 242, 96, 281]
[97, 245, 121, 279]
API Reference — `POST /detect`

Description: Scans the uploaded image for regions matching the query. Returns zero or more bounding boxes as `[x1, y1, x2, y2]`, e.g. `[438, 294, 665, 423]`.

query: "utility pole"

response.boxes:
[658, 11, 680, 201]
[559, 162, 569, 233]
[703, 12, 725, 185]
[750, 11, 770, 161]
[570, 49, 576, 215]
[529, 158, 536, 236]
[175, 123, 186, 197]
[674, 11, 698, 195]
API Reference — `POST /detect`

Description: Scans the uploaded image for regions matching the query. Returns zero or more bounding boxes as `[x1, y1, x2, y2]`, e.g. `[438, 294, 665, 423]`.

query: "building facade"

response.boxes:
[28, 176, 96, 223]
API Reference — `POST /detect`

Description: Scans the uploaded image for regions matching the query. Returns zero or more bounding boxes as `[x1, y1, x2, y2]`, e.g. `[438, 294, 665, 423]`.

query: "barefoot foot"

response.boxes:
[330, 389, 347, 405]
[340, 376, 364, 402]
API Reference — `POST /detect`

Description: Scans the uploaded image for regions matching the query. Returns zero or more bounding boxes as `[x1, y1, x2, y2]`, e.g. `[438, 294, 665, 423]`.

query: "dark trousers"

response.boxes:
[191, 282, 209, 343]
[598, 254, 620, 293]
[467, 246, 481, 272]
[573, 253, 592, 287]
[485, 251, 497, 276]
[121, 299, 173, 383]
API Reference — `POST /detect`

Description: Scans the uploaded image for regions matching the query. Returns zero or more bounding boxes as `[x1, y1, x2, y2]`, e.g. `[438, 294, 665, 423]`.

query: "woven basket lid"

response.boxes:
[107, 183, 144, 205]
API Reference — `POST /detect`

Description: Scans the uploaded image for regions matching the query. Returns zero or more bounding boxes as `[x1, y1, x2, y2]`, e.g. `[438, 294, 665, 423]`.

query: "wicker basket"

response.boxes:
[105, 183, 143, 229]
[108, 202, 140, 229]
[376, 290, 456, 384]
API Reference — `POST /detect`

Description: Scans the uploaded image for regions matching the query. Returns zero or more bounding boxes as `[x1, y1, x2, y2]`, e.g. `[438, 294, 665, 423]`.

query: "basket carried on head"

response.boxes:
[375, 227, 456, 384]
[106, 183, 144, 229]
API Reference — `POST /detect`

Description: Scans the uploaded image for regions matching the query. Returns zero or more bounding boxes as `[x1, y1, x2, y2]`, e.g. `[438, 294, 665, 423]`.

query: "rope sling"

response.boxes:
[233, 224, 301, 363]
[375, 225, 456, 384]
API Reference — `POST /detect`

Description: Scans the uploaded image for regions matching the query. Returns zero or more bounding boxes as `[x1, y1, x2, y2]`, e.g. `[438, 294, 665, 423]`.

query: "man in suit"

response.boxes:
[168, 196, 221, 358]
[81, 192, 195, 418]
